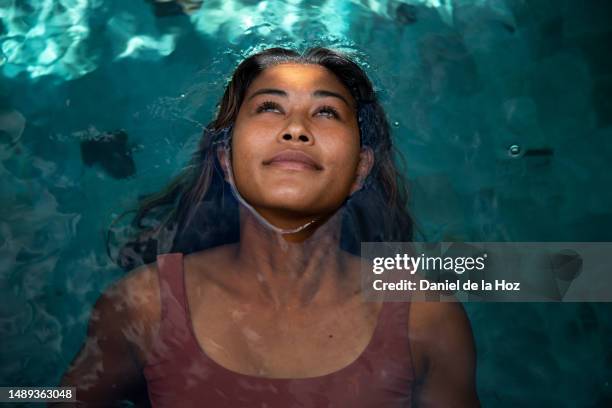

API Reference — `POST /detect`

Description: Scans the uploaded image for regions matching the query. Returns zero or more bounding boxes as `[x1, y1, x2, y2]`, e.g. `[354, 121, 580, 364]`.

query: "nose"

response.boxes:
[277, 119, 314, 145]
[281, 133, 311, 143]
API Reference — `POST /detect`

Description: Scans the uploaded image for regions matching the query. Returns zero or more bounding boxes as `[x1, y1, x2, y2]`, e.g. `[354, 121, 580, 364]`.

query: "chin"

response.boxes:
[238, 184, 344, 214]
[263, 196, 318, 212]
[264, 196, 343, 217]
[260, 185, 316, 201]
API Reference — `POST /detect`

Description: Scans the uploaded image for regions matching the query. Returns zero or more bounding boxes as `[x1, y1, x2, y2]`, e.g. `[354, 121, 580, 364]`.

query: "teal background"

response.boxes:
[1, 0, 611, 406]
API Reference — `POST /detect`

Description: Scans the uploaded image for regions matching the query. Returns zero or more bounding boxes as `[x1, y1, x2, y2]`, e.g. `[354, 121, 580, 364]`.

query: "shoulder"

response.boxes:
[409, 299, 473, 345]
[407, 296, 476, 380]
[407, 296, 480, 406]
[59, 262, 163, 402]
[93, 260, 162, 352]
[102, 260, 161, 318]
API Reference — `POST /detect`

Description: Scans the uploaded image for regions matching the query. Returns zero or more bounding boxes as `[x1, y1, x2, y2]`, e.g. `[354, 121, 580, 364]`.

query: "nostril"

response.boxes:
[282, 134, 292, 140]
[298, 135, 308, 142]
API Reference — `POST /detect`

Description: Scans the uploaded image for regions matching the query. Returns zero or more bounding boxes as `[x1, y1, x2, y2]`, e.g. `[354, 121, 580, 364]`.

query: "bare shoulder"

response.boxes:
[93, 260, 163, 362]
[58, 261, 163, 403]
[103, 261, 161, 324]
[408, 295, 476, 380]
[409, 298, 473, 343]
[407, 296, 480, 406]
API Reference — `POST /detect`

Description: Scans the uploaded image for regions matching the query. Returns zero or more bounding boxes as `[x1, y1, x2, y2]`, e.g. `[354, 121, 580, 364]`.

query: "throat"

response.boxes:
[234, 207, 354, 309]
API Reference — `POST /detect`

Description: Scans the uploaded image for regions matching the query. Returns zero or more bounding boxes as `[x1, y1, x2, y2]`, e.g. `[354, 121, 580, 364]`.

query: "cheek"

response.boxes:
[230, 138, 259, 182]
[323, 134, 361, 178]
[231, 119, 264, 164]
[227, 125, 274, 200]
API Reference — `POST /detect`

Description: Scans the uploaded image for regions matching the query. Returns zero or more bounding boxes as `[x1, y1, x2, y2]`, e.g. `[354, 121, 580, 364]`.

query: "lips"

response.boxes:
[263, 149, 323, 171]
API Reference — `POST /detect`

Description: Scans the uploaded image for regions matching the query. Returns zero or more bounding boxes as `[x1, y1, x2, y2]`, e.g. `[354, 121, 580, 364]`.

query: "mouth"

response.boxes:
[263, 149, 323, 171]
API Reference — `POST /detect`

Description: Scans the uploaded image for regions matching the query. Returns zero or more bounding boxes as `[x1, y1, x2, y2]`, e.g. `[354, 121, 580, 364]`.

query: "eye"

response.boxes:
[315, 105, 340, 119]
[256, 100, 283, 114]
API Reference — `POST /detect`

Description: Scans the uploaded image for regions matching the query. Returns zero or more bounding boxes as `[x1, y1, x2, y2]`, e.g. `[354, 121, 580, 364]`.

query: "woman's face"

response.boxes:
[220, 63, 372, 228]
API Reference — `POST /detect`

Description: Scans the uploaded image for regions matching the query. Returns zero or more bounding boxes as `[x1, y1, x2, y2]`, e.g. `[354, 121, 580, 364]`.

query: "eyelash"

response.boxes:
[255, 101, 340, 119]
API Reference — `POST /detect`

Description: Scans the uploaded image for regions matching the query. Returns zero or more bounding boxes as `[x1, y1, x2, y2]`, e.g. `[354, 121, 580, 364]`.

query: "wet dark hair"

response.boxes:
[107, 47, 417, 271]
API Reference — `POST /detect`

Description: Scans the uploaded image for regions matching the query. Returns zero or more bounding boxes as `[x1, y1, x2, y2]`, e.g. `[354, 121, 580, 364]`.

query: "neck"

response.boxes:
[233, 206, 352, 310]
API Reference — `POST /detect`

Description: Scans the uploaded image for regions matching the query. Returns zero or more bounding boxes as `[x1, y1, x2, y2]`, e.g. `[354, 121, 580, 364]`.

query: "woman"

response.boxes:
[58, 47, 480, 407]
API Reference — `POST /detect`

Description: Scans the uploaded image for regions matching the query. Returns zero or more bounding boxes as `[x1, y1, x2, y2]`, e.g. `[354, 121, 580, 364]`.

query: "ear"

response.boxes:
[349, 146, 374, 195]
[216, 145, 230, 182]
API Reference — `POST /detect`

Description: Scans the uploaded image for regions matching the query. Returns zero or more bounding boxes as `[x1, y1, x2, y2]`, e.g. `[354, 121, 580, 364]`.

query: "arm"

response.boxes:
[52, 277, 151, 407]
[411, 300, 480, 408]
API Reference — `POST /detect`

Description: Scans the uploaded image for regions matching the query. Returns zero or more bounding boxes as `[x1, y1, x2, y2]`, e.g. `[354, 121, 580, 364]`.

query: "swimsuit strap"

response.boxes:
[154, 253, 193, 353]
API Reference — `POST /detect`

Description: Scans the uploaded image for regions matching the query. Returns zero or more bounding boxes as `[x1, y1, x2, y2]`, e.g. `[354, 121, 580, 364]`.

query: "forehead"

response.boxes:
[247, 63, 353, 97]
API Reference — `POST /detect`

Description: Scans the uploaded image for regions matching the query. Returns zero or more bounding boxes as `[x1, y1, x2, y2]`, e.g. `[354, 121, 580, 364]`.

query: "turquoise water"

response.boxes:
[1, 0, 611, 406]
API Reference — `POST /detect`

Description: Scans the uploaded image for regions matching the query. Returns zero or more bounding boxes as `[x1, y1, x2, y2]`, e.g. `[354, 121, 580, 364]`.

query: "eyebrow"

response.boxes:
[247, 88, 353, 108]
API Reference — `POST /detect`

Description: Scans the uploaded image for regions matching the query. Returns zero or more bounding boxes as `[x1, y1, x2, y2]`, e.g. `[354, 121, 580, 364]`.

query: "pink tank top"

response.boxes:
[143, 253, 416, 407]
